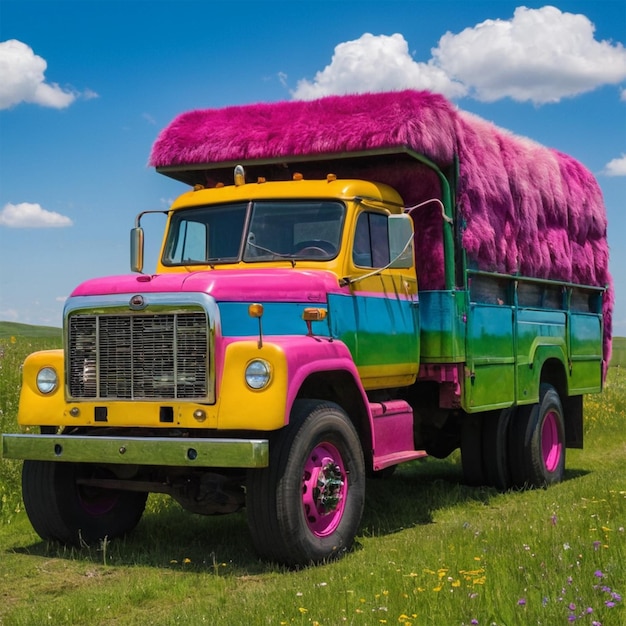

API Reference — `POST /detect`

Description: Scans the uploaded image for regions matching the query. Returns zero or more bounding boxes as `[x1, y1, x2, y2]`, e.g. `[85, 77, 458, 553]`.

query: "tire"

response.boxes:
[460, 413, 485, 486]
[481, 408, 514, 491]
[22, 460, 148, 546]
[508, 384, 566, 488]
[246, 400, 365, 566]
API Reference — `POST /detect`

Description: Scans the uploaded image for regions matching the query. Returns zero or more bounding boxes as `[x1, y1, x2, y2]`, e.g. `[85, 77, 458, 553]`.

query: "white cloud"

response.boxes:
[434, 6, 626, 104]
[0, 39, 97, 110]
[292, 33, 466, 100]
[604, 154, 626, 177]
[292, 7, 626, 105]
[0, 202, 73, 228]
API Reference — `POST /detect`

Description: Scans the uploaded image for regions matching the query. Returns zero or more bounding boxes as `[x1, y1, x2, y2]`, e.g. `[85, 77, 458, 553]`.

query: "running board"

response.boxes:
[369, 400, 427, 470]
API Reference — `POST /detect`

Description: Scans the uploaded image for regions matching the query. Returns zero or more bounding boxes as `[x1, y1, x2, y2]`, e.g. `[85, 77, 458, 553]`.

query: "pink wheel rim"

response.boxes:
[542, 410, 562, 472]
[301, 442, 347, 537]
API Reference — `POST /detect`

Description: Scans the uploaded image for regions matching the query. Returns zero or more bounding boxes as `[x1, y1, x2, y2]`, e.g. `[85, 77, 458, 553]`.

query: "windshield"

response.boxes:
[163, 200, 345, 265]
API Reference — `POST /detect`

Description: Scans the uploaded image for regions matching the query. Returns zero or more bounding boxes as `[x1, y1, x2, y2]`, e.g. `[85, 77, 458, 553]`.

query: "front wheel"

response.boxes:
[246, 400, 365, 566]
[22, 460, 147, 546]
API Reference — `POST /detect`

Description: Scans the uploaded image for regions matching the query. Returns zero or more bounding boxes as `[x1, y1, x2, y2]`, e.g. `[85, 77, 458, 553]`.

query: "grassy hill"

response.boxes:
[0, 321, 61, 339]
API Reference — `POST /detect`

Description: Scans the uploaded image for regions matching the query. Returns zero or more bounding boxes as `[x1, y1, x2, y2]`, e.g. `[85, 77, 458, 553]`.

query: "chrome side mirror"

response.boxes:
[130, 227, 144, 273]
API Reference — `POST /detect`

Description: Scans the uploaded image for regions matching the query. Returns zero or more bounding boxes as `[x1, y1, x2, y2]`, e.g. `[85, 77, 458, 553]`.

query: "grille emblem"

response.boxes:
[129, 294, 146, 310]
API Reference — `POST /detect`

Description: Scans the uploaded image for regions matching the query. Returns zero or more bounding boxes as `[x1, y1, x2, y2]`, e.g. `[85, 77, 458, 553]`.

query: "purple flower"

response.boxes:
[551, 514, 558, 525]
[611, 592, 622, 602]
[594, 570, 604, 578]
[518, 598, 526, 606]
[568, 616, 577, 623]
[568, 602, 576, 611]
[593, 541, 601, 551]
[586, 607, 593, 614]
[471, 620, 478, 625]
[605, 601, 615, 608]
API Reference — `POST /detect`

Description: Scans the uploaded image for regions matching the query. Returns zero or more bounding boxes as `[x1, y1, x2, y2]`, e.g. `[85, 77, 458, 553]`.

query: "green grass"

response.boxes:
[1, 334, 624, 625]
[610, 336, 626, 368]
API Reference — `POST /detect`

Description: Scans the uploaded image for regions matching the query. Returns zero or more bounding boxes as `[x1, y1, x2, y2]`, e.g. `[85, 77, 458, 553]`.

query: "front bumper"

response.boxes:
[1, 434, 268, 468]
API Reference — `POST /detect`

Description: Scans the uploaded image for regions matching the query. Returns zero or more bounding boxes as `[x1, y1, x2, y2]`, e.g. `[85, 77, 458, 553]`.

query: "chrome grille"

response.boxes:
[68, 312, 208, 400]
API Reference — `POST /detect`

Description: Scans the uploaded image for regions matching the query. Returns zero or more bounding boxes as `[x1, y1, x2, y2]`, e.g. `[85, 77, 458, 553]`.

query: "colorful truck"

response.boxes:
[1, 90, 612, 566]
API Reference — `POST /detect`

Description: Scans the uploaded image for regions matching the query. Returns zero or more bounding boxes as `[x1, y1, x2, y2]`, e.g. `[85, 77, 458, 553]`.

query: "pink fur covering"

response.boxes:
[150, 90, 613, 365]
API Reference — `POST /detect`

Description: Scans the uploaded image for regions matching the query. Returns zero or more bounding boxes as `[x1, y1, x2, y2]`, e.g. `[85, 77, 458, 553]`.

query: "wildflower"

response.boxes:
[568, 616, 576, 623]
[593, 541, 601, 551]
[569, 603, 576, 611]
[183, 558, 191, 564]
[594, 570, 604, 579]
[605, 601, 615, 608]
[517, 598, 526, 606]
[298, 607, 308, 614]
[471, 620, 478, 625]
[563, 542, 571, 550]
[551, 514, 558, 525]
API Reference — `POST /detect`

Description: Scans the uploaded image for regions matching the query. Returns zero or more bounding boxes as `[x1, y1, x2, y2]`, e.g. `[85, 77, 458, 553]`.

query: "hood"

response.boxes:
[69, 269, 344, 303]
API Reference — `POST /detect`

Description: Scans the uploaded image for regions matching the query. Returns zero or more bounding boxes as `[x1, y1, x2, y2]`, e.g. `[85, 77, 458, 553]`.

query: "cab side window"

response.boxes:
[353, 212, 390, 268]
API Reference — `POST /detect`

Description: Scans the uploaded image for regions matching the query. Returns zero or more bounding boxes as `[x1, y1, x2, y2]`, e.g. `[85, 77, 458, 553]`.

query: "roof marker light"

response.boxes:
[234, 165, 245, 186]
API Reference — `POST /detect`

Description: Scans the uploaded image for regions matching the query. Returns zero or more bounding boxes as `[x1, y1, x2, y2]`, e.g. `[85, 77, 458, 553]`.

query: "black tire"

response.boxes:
[22, 460, 147, 545]
[481, 408, 515, 491]
[246, 400, 365, 566]
[508, 384, 566, 488]
[461, 413, 485, 486]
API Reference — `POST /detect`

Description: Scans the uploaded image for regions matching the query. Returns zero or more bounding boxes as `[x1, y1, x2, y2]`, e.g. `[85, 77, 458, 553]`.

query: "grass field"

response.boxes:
[1, 327, 624, 625]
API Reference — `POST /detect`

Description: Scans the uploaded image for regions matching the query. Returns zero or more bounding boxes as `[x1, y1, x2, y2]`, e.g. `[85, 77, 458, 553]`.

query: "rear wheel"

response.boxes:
[22, 460, 147, 545]
[509, 384, 566, 487]
[246, 400, 365, 566]
[481, 408, 515, 490]
[460, 413, 485, 486]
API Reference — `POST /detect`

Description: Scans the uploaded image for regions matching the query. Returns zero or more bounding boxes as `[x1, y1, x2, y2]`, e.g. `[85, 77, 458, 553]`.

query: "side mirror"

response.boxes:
[130, 227, 144, 273]
[388, 214, 414, 269]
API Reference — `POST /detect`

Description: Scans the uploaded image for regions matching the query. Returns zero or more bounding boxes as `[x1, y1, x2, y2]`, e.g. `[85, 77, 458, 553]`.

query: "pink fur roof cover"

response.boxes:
[150, 90, 612, 364]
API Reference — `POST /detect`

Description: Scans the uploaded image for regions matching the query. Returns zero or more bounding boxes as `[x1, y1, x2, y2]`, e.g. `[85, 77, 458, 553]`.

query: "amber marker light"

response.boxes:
[248, 303, 265, 348]
[302, 307, 327, 337]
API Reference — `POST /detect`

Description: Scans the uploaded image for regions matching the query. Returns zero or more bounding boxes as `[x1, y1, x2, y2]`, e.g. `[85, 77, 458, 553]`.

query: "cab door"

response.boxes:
[332, 211, 420, 389]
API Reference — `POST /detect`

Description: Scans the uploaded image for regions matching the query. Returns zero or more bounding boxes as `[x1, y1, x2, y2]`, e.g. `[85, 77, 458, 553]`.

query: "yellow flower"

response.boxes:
[298, 607, 308, 614]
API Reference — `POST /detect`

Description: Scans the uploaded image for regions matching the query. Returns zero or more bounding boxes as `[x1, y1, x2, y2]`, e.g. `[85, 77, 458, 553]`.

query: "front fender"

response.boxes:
[216, 337, 365, 431]
[18, 350, 65, 427]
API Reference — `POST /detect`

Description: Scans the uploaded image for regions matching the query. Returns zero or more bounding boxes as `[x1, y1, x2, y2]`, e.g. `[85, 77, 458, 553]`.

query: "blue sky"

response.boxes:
[1, 0, 625, 336]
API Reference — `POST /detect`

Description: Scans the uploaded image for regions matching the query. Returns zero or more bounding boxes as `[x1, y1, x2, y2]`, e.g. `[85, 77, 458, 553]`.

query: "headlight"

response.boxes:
[245, 359, 272, 390]
[36, 367, 58, 394]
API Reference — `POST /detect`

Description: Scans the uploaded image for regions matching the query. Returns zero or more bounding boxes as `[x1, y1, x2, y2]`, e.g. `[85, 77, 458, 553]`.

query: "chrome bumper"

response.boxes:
[1, 434, 269, 468]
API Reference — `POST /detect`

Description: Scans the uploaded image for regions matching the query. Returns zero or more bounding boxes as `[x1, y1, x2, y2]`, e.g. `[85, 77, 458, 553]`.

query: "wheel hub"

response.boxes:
[302, 443, 348, 536]
[313, 462, 344, 513]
